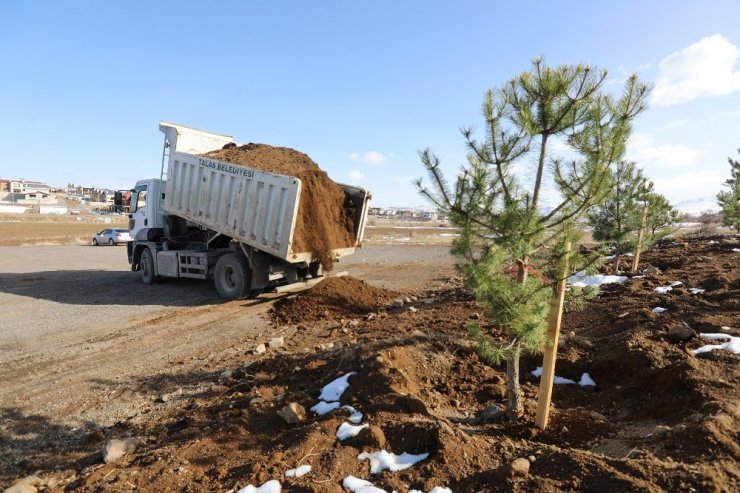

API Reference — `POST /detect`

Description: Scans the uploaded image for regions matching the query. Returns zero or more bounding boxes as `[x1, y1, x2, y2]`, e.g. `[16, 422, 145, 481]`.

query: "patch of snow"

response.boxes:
[689, 288, 705, 294]
[708, 240, 718, 244]
[579, 373, 597, 387]
[358, 450, 430, 474]
[654, 286, 673, 294]
[632, 275, 646, 279]
[319, 372, 356, 402]
[342, 405, 364, 424]
[733, 248, 740, 253]
[554, 376, 576, 385]
[284, 465, 311, 478]
[342, 476, 389, 493]
[652, 307, 667, 313]
[237, 480, 281, 493]
[532, 367, 586, 385]
[310, 401, 341, 415]
[568, 272, 628, 287]
[692, 333, 740, 355]
[532, 366, 576, 385]
[670, 281, 683, 287]
[337, 422, 369, 441]
[604, 254, 616, 260]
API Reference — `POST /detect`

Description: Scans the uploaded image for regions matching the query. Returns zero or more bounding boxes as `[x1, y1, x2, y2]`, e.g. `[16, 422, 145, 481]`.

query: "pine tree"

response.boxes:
[587, 161, 650, 273]
[644, 191, 679, 240]
[717, 149, 740, 233]
[417, 59, 650, 420]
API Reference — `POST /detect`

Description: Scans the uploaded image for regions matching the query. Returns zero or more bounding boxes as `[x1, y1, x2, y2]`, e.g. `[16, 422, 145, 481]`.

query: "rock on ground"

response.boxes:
[103, 438, 140, 464]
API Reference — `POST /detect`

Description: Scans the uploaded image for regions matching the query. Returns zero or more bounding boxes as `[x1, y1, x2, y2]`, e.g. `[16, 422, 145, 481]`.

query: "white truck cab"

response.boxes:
[129, 179, 166, 240]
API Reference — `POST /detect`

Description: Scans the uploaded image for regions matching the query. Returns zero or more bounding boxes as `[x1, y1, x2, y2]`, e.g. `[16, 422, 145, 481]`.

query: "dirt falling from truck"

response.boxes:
[202, 143, 357, 270]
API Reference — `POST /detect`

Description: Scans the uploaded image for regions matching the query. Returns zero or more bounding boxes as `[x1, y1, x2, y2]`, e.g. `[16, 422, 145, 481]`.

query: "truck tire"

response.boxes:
[309, 261, 322, 278]
[140, 248, 158, 284]
[214, 253, 251, 300]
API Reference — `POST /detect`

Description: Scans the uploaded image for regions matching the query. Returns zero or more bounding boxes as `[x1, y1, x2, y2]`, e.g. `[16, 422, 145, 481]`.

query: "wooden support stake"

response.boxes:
[631, 205, 649, 273]
[535, 242, 571, 430]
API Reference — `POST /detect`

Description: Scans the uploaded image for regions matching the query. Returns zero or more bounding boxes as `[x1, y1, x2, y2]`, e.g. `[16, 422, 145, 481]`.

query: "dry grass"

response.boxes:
[0, 214, 128, 246]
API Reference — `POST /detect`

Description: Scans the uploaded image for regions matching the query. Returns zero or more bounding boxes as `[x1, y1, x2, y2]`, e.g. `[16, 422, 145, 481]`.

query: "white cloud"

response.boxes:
[348, 169, 365, 180]
[627, 132, 699, 168]
[652, 170, 725, 201]
[349, 151, 387, 166]
[652, 34, 740, 107]
[717, 108, 740, 118]
[664, 118, 689, 129]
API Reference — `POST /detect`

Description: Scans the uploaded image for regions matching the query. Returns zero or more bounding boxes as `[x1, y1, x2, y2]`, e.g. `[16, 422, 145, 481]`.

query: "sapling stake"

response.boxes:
[535, 242, 571, 430]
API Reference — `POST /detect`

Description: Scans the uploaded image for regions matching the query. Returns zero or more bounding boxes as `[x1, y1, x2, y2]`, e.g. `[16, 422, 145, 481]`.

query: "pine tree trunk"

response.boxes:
[505, 344, 523, 420]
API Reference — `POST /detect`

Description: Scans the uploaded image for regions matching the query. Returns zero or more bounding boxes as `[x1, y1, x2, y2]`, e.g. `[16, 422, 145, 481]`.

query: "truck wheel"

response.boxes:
[140, 248, 158, 285]
[214, 253, 251, 300]
[309, 261, 322, 278]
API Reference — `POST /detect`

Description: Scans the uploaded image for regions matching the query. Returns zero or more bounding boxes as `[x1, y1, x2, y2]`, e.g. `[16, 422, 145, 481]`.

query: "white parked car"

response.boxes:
[92, 228, 132, 245]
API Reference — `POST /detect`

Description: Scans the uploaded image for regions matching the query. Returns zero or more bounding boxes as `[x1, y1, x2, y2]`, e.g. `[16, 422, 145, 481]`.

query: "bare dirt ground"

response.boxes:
[1, 231, 739, 493]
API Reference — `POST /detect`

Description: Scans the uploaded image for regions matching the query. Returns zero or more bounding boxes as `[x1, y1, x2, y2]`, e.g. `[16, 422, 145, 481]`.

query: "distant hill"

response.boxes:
[673, 197, 721, 215]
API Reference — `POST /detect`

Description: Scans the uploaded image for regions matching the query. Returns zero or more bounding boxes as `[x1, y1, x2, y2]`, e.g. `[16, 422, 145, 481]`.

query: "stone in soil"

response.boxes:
[103, 438, 140, 464]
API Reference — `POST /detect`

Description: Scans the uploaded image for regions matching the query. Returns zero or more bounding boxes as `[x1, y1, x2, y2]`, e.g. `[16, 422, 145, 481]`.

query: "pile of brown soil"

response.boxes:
[270, 276, 400, 325]
[203, 143, 357, 269]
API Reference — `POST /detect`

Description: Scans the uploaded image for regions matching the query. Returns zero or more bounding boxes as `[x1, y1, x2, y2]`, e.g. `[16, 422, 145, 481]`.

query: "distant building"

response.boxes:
[9, 179, 51, 196]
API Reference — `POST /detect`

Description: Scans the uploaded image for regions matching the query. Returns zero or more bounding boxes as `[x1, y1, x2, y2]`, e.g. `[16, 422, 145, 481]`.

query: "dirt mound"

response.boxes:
[270, 276, 400, 325]
[203, 143, 357, 269]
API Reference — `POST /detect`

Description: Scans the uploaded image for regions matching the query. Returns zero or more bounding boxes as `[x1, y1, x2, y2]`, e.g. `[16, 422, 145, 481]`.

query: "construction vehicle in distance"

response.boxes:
[127, 122, 371, 300]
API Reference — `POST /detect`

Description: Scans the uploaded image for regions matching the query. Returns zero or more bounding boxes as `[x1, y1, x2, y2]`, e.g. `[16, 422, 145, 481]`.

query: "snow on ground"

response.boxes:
[342, 404, 364, 424]
[311, 372, 358, 416]
[310, 400, 341, 415]
[579, 373, 597, 387]
[532, 367, 597, 387]
[342, 476, 390, 493]
[652, 307, 667, 313]
[319, 372, 356, 401]
[358, 450, 430, 474]
[692, 333, 740, 355]
[236, 480, 281, 493]
[654, 286, 673, 294]
[733, 248, 740, 253]
[568, 271, 628, 288]
[670, 281, 683, 287]
[337, 422, 369, 441]
[410, 489, 453, 493]
[689, 288, 705, 294]
[284, 465, 311, 478]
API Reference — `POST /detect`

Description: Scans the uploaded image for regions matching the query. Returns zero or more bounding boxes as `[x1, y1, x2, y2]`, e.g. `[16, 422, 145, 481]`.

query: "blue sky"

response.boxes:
[1, 1, 739, 211]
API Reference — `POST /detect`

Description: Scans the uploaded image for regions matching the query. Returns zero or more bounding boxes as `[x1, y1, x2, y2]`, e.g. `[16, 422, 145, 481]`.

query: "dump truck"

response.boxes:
[127, 122, 371, 300]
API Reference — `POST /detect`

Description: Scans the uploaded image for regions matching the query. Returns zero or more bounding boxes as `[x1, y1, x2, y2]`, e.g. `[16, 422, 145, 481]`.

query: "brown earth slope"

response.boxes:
[3, 234, 738, 492]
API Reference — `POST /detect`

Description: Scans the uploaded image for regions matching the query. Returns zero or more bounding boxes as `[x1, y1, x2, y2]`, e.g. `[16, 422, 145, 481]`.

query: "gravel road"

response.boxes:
[0, 243, 454, 431]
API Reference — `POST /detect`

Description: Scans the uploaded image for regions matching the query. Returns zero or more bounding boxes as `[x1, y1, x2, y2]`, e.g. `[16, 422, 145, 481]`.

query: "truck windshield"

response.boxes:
[131, 185, 147, 213]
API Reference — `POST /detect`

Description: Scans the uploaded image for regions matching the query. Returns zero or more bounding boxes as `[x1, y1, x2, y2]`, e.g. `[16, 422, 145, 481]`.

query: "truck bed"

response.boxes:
[163, 152, 368, 264]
